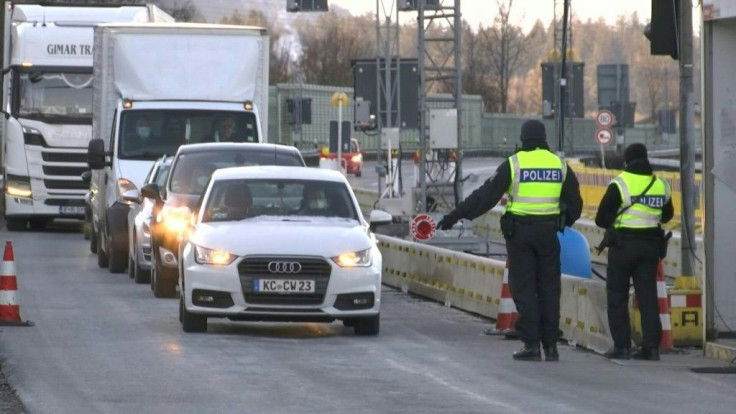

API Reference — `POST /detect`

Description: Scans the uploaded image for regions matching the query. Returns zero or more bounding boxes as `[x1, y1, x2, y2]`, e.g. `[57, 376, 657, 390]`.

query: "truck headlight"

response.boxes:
[5, 175, 32, 199]
[332, 248, 372, 267]
[159, 205, 191, 234]
[194, 244, 236, 265]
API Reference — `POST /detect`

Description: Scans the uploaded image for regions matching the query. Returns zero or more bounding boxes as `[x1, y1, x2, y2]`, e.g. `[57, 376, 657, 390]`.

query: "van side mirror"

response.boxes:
[87, 138, 107, 170]
[140, 183, 162, 202]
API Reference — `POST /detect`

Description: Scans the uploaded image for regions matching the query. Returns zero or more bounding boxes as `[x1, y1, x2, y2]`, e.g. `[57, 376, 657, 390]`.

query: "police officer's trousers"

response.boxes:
[505, 219, 561, 347]
[606, 236, 661, 349]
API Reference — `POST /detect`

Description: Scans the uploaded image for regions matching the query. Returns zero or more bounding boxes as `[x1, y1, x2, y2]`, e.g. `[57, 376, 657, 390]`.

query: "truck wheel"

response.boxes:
[107, 223, 127, 274]
[97, 225, 109, 268]
[153, 260, 177, 298]
[354, 314, 380, 336]
[5, 218, 26, 231]
[29, 218, 49, 230]
[180, 295, 207, 333]
[89, 224, 98, 254]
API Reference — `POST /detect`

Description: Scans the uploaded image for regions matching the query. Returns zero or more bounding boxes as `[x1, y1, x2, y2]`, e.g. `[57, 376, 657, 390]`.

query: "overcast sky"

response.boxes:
[329, 0, 701, 32]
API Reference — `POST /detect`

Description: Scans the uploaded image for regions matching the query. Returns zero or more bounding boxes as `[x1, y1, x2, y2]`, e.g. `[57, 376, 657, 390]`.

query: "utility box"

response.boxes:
[354, 98, 374, 130]
[381, 127, 400, 150]
[429, 109, 458, 149]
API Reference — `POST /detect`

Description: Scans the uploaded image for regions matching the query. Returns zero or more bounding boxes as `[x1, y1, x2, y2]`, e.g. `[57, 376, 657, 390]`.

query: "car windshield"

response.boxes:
[202, 179, 358, 223]
[169, 150, 304, 195]
[16, 71, 93, 124]
[118, 110, 259, 160]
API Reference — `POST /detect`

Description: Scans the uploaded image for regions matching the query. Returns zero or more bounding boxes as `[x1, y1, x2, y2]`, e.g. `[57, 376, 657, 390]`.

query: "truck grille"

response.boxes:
[41, 152, 87, 163]
[44, 179, 88, 190]
[43, 166, 88, 177]
[237, 257, 332, 305]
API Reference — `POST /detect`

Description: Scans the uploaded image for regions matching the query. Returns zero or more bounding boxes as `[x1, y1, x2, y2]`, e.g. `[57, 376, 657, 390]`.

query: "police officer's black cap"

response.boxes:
[520, 120, 547, 142]
[624, 143, 648, 164]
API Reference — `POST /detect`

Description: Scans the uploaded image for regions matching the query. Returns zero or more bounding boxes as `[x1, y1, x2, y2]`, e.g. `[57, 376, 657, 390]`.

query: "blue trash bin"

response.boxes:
[558, 227, 592, 279]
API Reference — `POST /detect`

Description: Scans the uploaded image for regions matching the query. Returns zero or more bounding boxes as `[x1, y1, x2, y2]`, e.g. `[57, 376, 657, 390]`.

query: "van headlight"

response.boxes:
[194, 244, 236, 265]
[5, 175, 32, 199]
[332, 248, 372, 267]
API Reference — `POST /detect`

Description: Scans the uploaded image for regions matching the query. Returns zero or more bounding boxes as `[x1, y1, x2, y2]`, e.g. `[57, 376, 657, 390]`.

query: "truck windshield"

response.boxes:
[118, 110, 259, 160]
[16, 71, 93, 124]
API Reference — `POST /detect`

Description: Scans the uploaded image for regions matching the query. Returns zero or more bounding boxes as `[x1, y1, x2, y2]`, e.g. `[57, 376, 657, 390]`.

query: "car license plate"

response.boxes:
[59, 206, 85, 215]
[253, 279, 315, 293]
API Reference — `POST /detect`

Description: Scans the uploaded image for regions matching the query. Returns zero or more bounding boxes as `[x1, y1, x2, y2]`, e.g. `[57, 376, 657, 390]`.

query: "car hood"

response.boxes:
[191, 218, 373, 258]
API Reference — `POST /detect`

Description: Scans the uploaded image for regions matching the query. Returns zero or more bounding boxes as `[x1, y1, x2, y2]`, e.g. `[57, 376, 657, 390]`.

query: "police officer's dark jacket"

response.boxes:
[447, 141, 583, 225]
[595, 158, 674, 237]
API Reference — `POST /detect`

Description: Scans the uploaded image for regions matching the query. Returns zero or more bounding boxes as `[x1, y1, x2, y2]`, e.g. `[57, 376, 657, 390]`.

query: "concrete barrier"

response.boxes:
[377, 235, 614, 353]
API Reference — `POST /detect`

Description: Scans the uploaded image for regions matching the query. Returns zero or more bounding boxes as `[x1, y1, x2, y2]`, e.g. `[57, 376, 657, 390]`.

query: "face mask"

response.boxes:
[308, 199, 327, 209]
[137, 126, 150, 139]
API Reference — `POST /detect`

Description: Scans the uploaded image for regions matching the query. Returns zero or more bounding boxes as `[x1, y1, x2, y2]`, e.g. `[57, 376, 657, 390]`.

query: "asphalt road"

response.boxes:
[1, 222, 735, 414]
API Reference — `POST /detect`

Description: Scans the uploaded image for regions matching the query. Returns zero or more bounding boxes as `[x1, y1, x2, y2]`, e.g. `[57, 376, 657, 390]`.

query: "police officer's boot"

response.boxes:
[543, 344, 559, 362]
[632, 347, 660, 361]
[512, 344, 542, 361]
[603, 347, 631, 360]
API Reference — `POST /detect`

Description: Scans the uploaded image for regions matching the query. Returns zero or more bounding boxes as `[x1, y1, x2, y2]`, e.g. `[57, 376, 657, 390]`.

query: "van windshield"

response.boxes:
[16, 71, 93, 124]
[118, 109, 259, 160]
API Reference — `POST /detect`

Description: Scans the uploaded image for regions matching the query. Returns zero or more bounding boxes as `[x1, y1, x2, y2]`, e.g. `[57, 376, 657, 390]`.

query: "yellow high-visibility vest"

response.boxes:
[505, 149, 566, 216]
[612, 172, 670, 229]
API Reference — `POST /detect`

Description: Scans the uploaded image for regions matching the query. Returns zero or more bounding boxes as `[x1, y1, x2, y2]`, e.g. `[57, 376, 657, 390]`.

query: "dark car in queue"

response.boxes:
[142, 143, 306, 298]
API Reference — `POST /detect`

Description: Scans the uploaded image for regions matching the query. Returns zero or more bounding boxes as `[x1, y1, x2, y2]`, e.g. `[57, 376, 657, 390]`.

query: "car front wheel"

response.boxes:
[180, 295, 207, 333]
[354, 314, 380, 336]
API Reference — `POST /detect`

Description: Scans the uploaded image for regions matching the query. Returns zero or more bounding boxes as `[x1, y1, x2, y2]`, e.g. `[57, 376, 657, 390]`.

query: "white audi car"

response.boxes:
[178, 166, 392, 335]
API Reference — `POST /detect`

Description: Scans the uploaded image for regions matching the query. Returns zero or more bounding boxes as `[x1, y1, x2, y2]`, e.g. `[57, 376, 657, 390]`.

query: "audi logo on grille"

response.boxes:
[268, 261, 302, 274]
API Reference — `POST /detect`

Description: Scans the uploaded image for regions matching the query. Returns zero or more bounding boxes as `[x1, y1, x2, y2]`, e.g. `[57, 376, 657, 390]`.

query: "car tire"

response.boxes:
[89, 223, 98, 254]
[128, 256, 135, 279]
[133, 255, 151, 285]
[97, 226, 109, 268]
[180, 295, 207, 333]
[107, 220, 127, 274]
[153, 259, 177, 298]
[5, 218, 26, 231]
[354, 314, 380, 336]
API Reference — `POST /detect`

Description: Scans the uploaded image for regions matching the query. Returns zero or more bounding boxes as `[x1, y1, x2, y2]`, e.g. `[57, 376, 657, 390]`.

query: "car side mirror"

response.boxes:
[369, 209, 393, 232]
[87, 138, 108, 170]
[122, 188, 141, 204]
[140, 183, 162, 202]
[80, 170, 91, 184]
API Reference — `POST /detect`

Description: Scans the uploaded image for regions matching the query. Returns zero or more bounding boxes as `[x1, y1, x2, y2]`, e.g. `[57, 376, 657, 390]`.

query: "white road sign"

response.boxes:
[595, 128, 613, 145]
[596, 110, 615, 128]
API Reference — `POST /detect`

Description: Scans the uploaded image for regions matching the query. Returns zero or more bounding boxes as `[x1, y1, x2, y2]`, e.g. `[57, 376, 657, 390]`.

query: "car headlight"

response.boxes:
[194, 244, 236, 265]
[332, 248, 372, 267]
[158, 205, 191, 234]
[5, 175, 32, 199]
[351, 154, 362, 163]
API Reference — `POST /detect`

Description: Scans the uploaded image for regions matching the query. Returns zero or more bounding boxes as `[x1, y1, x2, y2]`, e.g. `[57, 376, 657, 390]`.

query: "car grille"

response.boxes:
[237, 257, 332, 305]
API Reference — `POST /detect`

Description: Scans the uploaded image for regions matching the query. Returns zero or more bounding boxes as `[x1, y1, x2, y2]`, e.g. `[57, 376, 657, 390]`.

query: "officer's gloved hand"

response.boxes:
[437, 211, 460, 230]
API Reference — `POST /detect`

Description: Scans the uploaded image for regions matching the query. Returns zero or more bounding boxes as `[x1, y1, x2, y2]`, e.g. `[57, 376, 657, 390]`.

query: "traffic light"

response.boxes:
[286, 0, 328, 12]
[644, 0, 679, 60]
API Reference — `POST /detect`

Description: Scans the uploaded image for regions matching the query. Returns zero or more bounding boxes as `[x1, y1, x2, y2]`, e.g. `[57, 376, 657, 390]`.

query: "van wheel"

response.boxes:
[97, 226, 109, 268]
[180, 295, 207, 333]
[29, 218, 49, 230]
[107, 223, 127, 274]
[354, 314, 380, 336]
[89, 224, 98, 254]
[5, 218, 26, 231]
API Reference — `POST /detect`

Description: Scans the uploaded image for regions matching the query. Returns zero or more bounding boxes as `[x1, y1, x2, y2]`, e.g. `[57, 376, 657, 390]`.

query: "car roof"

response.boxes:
[175, 142, 300, 155]
[212, 166, 347, 183]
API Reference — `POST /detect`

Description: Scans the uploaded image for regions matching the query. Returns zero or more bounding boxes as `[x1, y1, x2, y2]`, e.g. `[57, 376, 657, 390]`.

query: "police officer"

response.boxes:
[437, 119, 583, 362]
[595, 143, 673, 361]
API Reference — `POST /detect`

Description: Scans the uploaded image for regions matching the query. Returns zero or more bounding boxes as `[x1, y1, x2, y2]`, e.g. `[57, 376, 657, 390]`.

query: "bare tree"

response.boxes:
[296, 13, 375, 86]
[484, 0, 527, 113]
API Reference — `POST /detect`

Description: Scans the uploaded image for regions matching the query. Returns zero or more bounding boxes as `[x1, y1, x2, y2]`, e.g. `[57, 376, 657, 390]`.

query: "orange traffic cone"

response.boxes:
[485, 259, 519, 337]
[0, 241, 33, 326]
[656, 260, 674, 350]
